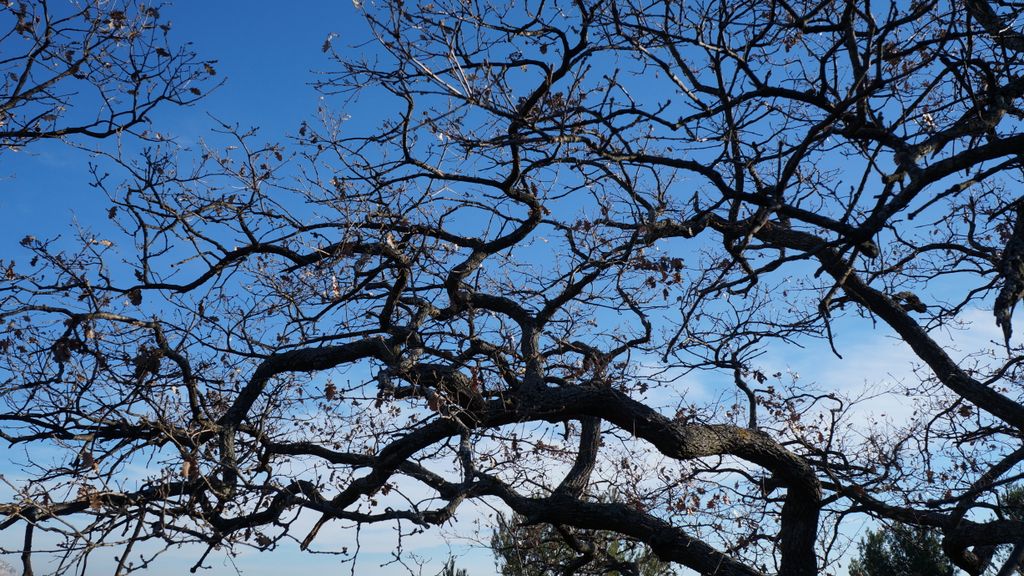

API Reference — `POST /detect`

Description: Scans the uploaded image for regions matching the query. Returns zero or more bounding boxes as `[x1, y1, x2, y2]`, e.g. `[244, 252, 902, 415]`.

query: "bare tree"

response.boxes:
[1, 0, 213, 152]
[4, 0, 1024, 575]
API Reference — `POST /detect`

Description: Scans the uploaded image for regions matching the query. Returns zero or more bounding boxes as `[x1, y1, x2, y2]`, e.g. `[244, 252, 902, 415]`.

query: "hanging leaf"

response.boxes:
[322, 32, 338, 53]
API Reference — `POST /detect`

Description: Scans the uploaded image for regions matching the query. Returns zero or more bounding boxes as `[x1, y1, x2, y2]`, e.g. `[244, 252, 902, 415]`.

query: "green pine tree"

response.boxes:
[491, 511, 674, 576]
[438, 556, 470, 576]
[848, 523, 955, 576]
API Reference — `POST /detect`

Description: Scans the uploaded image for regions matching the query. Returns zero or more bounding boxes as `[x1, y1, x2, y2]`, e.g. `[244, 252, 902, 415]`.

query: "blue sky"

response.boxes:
[1, 2, 1018, 575]
[0, 0, 364, 246]
[0, 2, 501, 574]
